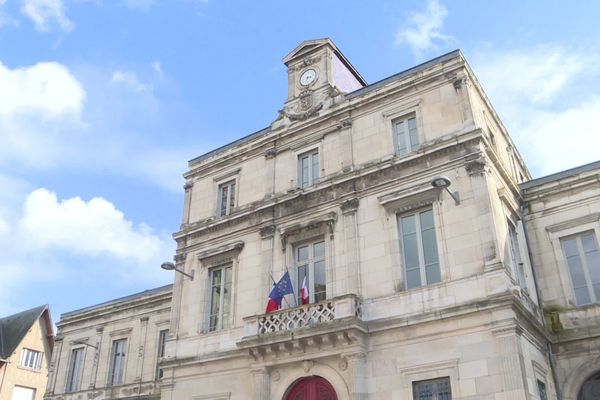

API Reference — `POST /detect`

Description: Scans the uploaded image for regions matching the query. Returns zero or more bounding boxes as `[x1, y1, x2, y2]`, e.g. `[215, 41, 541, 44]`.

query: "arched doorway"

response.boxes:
[579, 371, 600, 400]
[285, 376, 338, 400]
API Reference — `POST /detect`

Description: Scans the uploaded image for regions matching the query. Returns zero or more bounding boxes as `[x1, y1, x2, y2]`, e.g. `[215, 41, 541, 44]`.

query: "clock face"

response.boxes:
[299, 69, 317, 86]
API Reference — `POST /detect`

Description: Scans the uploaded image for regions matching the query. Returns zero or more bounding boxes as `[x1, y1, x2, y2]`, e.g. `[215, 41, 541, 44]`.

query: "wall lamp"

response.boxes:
[430, 175, 460, 205]
[161, 261, 194, 280]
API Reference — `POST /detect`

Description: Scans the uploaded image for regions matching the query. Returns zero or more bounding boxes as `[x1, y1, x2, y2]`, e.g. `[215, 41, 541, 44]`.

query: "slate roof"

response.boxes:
[0, 305, 51, 360]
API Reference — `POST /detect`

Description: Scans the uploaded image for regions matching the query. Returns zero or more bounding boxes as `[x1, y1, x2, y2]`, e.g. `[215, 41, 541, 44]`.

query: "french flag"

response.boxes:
[301, 276, 309, 305]
[266, 272, 294, 313]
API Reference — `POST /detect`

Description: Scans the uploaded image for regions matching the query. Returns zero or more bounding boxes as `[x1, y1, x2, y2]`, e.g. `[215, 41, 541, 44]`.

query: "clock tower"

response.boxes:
[277, 38, 367, 123]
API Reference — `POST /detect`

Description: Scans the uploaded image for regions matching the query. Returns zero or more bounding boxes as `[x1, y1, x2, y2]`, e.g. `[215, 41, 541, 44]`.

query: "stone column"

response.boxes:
[337, 118, 354, 170]
[181, 182, 193, 226]
[46, 335, 62, 395]
[344, 352, 368, 400]
[341, 198, 361, 296]
[252, 368, 270, 399]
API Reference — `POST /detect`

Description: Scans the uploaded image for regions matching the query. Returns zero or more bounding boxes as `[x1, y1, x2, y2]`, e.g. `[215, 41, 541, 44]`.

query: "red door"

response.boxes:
[286, 376, 338, 400]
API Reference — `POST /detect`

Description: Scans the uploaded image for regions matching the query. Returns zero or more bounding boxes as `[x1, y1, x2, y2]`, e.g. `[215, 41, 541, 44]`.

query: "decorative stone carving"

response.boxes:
[299, 90, 313, 110]
[272, 370, 280, 382]
[259, 225, 277, 239]
[265, 148, 277, 159]
[340, 198, 359, 214]
[183, 182, 193, 191]
[293, 55, 321, 71]
[465, 156, 487, 175]
[279, 103, 323, 121]
[339, 358, 348, 371]
[302, 360, 314, 373]
[336, 118, 353, 130]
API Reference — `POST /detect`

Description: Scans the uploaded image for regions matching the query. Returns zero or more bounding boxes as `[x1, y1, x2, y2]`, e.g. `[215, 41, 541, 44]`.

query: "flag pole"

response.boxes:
[284, 264, 298, 307]
[269, 273, 293, 309]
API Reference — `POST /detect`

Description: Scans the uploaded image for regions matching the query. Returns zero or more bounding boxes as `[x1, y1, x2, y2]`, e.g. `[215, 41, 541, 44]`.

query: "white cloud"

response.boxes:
[0, 61, 85, 118]
[151, 61, 163, 79]
[19, 188, 162, 262]
[111, 70, 151, 92]
[395, 0, 455, 55]
[21, 0, 73, 32]
[472, 45, 600, 177]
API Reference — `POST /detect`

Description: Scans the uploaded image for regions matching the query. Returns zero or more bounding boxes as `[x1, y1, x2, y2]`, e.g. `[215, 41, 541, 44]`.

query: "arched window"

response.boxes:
[285, 376, 338, 400]
[579, 371, 600, 400]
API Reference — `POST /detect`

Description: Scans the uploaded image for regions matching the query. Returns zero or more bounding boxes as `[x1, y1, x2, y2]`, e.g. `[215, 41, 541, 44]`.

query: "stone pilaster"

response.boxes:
[252, 368, 270, 399]
[259, 225, 276, 312]
[135, 316, 149, 381]
[88, 326, 103, 389]
[492, 326, 529, 399]
[341, 198, 361, 295]
[344, 352, 368, 400]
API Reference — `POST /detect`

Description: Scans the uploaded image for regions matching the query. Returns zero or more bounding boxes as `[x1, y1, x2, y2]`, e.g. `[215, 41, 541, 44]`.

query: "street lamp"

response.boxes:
[160, 261, 194, 280]
[430, 175, 460, 205]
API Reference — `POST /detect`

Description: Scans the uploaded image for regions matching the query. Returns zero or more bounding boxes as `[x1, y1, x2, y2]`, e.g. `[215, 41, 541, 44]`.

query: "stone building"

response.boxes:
[44, 285, 171, 400]
[0, 305, 54, 400]
[162, 38, 556, 399]
[521, 161, 600, 400]
[45, 39, 600, 400]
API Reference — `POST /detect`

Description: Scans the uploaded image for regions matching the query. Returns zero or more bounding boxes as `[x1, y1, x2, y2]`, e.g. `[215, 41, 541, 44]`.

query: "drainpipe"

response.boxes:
[520, 201, 561, 399]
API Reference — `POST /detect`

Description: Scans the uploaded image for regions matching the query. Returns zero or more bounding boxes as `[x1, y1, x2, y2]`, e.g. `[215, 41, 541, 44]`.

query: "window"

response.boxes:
[19, 348, 42, 369]
[209, 264, 233, 331]
[537, 380, 548, 400]
[10, 386, 35, 400]
[398, 209, 441, 289]
[506, 221, 526, 287]
[295, 239, 326, 304]
[413, 377, 452, 400]
[108, 339, 127, 386]
[297, 149, 319, 188]
[393, 115, 419, 155]
[156, 329, 168, 379]
[66, 348, 84, 392]
[217, 180, 236, 216]
[561, 231, 600, 305]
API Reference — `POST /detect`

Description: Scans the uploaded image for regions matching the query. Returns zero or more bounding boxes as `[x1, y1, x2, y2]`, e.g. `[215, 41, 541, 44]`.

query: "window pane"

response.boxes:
[209, 314, 219, 331]
[574, 286, 591, 305]
[212, 269, 222, 286]
[210, 285, 221, 316]
[224, 266, 233, 284]
[421, 228, 439, 265]
[581, 233, 598, 253]
[562, 238, 579, 257]
[566, 254, 587, 287]
[311, 153, 319, 182]
[425, 263, 441, 284]
[587, 251, 600, 284]
[297, 245, 309, 262]
[408, 117, 419, 151]
[301, 156, 309, 187]
[223, 282, 232, 326]
[297, 265, 307, 304]
[419, 210, 434, 230]
[313, 241, 325, 258]
[314, 260, 326, 295]
[395, 121, 407, 154]
[402, 233, 419, 269]
[401, 214, 416, 234]
[229, 182, 235, 211]
[406, 267, 421, 289]
[220, 185, 228, 216]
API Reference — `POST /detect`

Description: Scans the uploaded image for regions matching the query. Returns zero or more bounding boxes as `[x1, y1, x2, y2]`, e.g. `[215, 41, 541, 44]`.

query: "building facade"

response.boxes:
[0, 305, 54, 400]
[44, 285, 171, 400]
[521, 161, 600, 400]
[162, 39, 557, 399]
[46, 39, 600, 400]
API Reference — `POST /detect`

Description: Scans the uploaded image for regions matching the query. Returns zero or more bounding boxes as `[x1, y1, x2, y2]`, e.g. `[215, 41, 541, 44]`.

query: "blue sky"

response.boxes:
[1, 0, 599, 321]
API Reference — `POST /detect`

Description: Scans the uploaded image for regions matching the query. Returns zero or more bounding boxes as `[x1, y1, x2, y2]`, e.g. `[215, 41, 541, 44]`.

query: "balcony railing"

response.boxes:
[243, 294, 362, 337]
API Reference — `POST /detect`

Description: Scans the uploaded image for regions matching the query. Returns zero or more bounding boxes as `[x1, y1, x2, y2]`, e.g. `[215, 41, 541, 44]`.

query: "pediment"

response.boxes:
[283, 38, 336, 65]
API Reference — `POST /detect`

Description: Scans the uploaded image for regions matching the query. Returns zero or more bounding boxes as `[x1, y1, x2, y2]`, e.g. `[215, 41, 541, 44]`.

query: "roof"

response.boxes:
[61, 284, 173, 319]
[520, 160, 600, 190]
[0, 305, 53, 360]
[188, 48, 463, 167]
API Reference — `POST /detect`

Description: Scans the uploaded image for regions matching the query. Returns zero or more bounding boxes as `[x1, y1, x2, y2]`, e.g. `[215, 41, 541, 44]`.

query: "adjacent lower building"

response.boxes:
[46, 39, 600, 400]
[0, 305, 54, 400]
[44, 285, 171, 400]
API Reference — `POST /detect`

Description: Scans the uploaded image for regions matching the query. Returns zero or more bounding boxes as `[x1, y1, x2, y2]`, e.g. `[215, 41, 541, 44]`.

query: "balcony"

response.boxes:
[238, 294, 365, 361]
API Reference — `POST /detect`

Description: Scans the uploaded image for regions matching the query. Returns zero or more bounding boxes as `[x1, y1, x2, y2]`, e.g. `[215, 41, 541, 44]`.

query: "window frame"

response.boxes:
[155, 329, 168, 380]
[19, 348, 42, 370]
[297, 148, 320, 188]
[560, 230, 600, 306]
[392, 114, 420, 156]
[208, 263, 234, 332]
[397, 208, 442, 290]
[217, 179, 237, 217]
[65, 347, 85, 393]
[293, 238, 327, 305]
[412, 377, 453, 400]
[107, 338, 128, 386]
